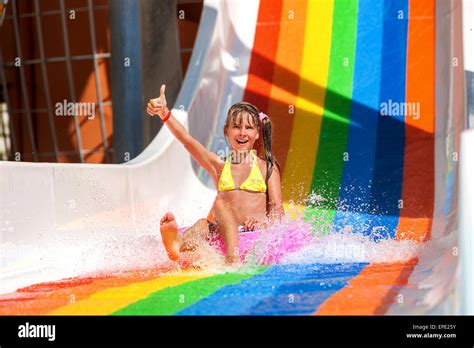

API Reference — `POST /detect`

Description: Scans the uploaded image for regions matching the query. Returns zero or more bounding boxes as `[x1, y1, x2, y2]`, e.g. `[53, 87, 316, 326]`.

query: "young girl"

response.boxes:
[146, 85, 284, 264]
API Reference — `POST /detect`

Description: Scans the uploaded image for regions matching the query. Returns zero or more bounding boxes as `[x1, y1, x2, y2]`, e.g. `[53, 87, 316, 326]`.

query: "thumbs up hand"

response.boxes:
[147, 84, 168, 119]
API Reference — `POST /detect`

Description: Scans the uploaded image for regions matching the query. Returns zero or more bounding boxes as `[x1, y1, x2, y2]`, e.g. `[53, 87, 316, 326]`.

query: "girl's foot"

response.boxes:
[160, 212, 180, 261]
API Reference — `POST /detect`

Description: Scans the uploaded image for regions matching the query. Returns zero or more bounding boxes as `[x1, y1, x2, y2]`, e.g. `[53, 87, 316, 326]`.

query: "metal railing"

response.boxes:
[0, 0, 111, 162]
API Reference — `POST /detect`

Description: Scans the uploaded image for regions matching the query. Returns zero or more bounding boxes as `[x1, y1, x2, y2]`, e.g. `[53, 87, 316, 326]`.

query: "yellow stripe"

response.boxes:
[282, 0, 334, 202]
[268, 0, 307, 107]
[49, 272, 210, 315]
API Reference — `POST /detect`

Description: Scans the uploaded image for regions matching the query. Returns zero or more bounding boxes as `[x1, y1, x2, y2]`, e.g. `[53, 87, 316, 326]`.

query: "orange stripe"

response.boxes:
[396, 0, 435, 242]
[315, 258, 418, 315]
[243, 0, 282, 109]
[0, 268, 167, 315]
[267, 0, 307, 176]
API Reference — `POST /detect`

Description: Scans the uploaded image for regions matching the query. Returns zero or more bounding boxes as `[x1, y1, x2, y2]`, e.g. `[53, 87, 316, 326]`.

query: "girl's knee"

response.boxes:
[196, 218, 208, 227]
[192, 218, 210, 235]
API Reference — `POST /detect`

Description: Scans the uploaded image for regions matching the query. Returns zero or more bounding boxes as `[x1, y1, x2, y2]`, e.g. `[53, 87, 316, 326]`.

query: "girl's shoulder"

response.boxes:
[255, 154, 268, 177]
[256, 154, 281, 178]
[215, 154, 226, 169]
[254, 153, 265, 165]
[255, 153, 266, 163]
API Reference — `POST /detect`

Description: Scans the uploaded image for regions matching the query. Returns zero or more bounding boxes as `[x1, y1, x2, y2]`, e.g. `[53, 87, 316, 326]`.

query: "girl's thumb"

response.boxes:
[160, 84, 166, 97]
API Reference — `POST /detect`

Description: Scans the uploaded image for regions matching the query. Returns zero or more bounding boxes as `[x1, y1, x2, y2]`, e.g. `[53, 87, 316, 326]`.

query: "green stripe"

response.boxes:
[305, 0, 359, 235]
[112, 267, 268, 315]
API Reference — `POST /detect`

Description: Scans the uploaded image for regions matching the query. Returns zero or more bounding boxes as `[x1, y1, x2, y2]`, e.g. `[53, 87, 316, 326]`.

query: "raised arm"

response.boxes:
[146, 85, 222, 183]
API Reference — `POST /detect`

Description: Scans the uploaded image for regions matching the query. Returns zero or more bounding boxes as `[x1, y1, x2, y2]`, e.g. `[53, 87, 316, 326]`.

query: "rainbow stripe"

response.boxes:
[246, 0, 435, 243]
[0, 260, 417, 315]
[0, 0, 437, 315]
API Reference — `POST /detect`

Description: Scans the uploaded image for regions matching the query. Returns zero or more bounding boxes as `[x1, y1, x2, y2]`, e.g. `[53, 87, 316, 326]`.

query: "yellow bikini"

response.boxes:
[218, 150, 267, 193]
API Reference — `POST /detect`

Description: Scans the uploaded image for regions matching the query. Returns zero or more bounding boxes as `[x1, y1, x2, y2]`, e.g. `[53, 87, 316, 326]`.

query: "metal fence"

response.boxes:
[0, 0, 111, 162]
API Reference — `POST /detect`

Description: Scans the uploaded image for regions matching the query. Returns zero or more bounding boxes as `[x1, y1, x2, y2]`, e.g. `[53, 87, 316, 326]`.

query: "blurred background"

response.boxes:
[0, 0, 203, 163]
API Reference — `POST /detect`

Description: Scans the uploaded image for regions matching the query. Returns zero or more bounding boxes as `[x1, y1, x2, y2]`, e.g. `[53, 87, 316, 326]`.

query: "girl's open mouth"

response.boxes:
[236, 139, 248, 145]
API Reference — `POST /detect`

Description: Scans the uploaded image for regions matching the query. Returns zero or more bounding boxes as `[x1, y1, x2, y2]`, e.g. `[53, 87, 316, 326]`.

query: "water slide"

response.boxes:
[0, 0, 467, 315]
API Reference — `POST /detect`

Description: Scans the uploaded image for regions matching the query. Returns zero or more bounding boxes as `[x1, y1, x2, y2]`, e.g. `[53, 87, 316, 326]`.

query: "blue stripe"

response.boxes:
[332, 0, 384, 234]
[176, 263, 368, 315]
[365, 0, 408, 240]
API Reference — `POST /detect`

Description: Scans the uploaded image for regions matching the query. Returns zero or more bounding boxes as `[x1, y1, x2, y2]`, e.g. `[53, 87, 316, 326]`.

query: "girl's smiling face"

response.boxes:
[224, 112, 259, 153]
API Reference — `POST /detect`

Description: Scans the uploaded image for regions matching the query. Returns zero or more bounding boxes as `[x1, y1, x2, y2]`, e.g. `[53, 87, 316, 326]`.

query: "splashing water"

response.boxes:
[1, 190, 423, 295]
[240, 216, 419, 267]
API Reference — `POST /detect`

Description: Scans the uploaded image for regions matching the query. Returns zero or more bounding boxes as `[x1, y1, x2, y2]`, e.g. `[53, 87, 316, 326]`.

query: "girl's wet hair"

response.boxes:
[224, 101, 280, 184]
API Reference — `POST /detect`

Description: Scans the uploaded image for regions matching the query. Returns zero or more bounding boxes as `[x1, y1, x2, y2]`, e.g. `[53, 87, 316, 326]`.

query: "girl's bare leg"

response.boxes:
[213, 198, 240, 264]
[160, 212, 210, 261]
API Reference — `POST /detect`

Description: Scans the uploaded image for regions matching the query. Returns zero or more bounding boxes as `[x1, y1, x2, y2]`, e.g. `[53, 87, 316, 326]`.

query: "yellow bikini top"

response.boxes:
[218, 150, 267, 193]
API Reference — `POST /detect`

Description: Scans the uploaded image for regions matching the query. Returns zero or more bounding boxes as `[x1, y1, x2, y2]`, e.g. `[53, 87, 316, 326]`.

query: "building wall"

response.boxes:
[0, 0, 202, 163]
